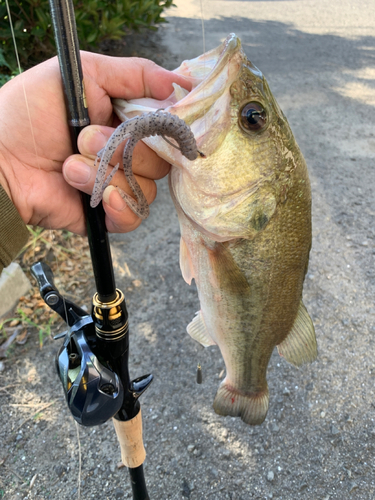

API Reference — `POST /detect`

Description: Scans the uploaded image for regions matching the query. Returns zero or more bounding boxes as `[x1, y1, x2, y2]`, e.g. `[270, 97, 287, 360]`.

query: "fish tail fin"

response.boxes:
[277, 299, 317, 367]
[213, 381, 269, 425]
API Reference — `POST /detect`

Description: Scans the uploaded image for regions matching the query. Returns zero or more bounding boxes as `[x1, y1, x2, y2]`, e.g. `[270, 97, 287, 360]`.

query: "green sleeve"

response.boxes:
[0, 185, 29, 273]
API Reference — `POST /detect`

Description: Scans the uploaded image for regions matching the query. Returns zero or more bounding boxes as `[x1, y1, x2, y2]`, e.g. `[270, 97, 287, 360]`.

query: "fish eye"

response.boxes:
[239, 102, 267, 132]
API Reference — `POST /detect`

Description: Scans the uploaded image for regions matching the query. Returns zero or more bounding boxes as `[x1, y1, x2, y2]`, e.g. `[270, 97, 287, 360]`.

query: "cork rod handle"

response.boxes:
[113, 410, 146, 468]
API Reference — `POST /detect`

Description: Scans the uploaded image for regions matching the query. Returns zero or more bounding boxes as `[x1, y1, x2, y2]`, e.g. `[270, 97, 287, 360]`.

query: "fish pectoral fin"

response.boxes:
[187, 311, 216, 347]
[277, 300, 317, 367]
[206, 242, 251, 295]
[180, 237, 195, 285]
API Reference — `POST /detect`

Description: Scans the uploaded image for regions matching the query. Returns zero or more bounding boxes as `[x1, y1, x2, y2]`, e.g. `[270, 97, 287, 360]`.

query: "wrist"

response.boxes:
[0, 151, 13, 203]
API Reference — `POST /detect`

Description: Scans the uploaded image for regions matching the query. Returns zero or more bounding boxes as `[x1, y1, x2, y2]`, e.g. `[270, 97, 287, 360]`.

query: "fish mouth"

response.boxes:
[115, 34, 242, 113]
[113, 34, 247, 159]
[167, 33, 243, 124]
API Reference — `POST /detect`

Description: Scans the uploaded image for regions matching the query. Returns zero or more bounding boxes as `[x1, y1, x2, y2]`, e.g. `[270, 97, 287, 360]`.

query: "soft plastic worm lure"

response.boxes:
[90, 111, 202, 219]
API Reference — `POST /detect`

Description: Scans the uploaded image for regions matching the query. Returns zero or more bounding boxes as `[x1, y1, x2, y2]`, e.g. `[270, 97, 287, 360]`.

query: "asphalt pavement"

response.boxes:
[2, 1, 375, 499]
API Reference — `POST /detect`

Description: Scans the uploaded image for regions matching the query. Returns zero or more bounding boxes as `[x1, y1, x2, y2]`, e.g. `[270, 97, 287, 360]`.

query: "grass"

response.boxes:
[22, 226, 80, 257]
[0, 226, 92, 355]
[17, 308, 54, 348]
[0, 317, 17, 334]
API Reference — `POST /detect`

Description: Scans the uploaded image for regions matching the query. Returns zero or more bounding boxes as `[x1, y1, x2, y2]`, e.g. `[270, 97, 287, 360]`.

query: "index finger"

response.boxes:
[81, 52, 192, 101]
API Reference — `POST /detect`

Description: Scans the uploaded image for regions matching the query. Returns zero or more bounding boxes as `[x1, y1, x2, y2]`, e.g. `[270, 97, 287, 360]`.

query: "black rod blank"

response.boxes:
[129, 465, 149, 500]
[49, 0, 116, 303]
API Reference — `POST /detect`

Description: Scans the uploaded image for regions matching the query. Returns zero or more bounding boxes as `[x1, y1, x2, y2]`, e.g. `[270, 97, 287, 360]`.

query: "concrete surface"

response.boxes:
[0, 262, 31, 317]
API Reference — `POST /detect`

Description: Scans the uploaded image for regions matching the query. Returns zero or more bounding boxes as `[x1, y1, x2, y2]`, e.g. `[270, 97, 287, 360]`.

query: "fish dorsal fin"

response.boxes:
[187, 311, 216, 347]
[180, 237, 194, 285]
[277, 300, 317, 367]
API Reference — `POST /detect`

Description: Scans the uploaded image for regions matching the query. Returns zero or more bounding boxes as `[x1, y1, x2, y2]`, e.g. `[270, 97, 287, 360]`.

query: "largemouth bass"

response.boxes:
[114, 34, 317, 425]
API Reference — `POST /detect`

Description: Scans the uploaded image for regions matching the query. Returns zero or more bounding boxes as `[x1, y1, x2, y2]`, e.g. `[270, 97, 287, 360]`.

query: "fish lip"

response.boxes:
[168, 34, 244, 118]
[178, 33, 241, 86]
[195, 32, 241, 81]
[172, 34, 262, 112]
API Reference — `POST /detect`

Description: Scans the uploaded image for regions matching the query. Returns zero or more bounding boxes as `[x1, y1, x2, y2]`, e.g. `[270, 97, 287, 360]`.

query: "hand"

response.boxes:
[0, 52, 191, 235]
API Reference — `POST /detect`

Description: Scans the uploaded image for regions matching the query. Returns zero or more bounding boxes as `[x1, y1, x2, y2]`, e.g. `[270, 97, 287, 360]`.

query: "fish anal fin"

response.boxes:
[213, 381, 269, 425]
[180, 237, 194, 285]
[187, 311, 215, 347]
[277, 300, 317, 367]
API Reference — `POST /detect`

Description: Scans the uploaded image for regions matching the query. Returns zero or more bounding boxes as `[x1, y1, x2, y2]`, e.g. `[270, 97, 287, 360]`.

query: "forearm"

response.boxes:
[0, 184, 29, 273]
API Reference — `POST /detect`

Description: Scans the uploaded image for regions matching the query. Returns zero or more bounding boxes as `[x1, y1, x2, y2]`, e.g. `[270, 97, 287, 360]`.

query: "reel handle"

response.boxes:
[30, 261, 88, 326]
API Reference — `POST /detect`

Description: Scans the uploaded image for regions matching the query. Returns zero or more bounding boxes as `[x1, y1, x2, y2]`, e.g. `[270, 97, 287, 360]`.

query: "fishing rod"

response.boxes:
[29, 0, 152, 498]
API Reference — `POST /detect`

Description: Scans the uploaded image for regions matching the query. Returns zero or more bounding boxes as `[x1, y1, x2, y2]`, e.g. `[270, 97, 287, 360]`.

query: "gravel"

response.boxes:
[1, 0, 375, 499]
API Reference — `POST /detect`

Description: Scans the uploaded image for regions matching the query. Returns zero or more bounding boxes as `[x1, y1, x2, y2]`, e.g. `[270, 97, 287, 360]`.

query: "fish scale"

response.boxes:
[113, 33, 317, 425]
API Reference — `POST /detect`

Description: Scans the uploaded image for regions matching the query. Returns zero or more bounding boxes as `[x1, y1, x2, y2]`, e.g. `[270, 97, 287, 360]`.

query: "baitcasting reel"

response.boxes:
[55, 322, 124, 426]
[31, 262, 124, 426]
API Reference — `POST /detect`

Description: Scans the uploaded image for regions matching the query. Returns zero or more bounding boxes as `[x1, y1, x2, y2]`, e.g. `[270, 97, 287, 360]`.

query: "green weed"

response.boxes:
[0, 0, 175, 73]
[17, 308, 54, 348]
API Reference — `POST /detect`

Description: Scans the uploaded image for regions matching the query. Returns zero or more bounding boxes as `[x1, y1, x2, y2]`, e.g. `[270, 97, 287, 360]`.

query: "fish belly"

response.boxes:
[178, 211, 273, 424]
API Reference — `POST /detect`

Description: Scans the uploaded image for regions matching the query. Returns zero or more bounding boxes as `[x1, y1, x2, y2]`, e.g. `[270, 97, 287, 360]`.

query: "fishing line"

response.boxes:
[4, 0, 22, 75]
[4, 0, 41, 189]
[200, 0, 206, 54]
[5, 0, 72, 328]
[194, 0, 208, 385]
[5, 1, 71, 354]
[75, 421, 82, 500]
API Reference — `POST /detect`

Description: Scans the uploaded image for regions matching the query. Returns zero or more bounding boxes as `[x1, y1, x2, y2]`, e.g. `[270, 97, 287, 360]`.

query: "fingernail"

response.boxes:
[103, 186, 127, 211]
[64, 160, 91, 184]
[81, 128, 109, 156]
